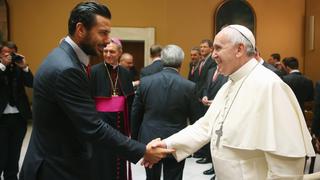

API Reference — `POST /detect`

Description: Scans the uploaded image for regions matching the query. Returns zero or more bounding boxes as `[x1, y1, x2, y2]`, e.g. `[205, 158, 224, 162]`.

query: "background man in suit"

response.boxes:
[312, 81, 320, 138]
[140, 44, 163, 78]
[254, 48, 284, 78]
[187, 46, 201, 83]
[0, 41, 33, 180]
[282, 57, 314, 112]
[131, 45, 197, 180]
[119, 52, 140, 88]
[194, 39, 217, 164]
[19, 2, 173, 180]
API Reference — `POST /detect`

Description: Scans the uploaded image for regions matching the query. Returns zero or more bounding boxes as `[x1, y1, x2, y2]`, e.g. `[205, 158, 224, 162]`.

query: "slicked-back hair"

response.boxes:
[68, 1, 111, 36]
[200, 39, 213, 48]
[150, 44, 162, 58]
[161, 44, 184, 68]
[283, 57, 299, 69]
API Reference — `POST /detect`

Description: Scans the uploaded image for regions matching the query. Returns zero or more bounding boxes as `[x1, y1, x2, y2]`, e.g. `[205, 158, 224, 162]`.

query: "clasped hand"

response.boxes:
[142, 138, 175, 168]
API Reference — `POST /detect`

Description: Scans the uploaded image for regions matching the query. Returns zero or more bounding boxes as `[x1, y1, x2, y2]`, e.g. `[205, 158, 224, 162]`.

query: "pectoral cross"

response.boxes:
[112, 89, 118, 97]
[215, 124, 223, 147]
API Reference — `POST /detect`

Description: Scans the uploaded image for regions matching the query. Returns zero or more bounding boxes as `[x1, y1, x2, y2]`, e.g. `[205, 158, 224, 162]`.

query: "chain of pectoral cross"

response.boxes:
[215, 62, 259, 148]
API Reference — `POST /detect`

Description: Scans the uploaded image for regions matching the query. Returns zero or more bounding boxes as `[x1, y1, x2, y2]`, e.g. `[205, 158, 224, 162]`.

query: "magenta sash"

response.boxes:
[94, 96, 132, 180]
[95, 96, 125, 112]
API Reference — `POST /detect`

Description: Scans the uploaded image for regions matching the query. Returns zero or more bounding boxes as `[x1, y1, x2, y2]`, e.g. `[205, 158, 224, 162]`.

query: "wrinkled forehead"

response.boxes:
[213, 31, 230, 47]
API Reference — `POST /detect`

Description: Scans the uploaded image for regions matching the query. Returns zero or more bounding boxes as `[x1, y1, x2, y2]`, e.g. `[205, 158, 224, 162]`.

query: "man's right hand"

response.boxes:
[142, 138, 175, 168]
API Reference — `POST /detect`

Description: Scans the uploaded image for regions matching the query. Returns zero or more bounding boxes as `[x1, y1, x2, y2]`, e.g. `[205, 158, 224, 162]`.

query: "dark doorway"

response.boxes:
[122, 40, 145, 78]
[214, 0, 256, 35]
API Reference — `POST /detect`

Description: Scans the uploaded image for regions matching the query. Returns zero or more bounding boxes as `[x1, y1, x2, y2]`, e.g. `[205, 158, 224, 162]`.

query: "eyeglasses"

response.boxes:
[227, 26, 254, 49]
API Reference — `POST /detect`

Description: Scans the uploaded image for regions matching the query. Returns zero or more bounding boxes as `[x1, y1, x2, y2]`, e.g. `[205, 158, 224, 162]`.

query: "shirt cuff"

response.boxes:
[23, 66, 29, 72]
[163, 139, 172, 149]
[0, 63, 6, 71]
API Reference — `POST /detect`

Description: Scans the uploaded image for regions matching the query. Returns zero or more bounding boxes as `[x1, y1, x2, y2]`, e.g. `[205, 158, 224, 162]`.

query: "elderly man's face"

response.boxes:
[212, 32, 240, 75]
[104, 43, 121, 65]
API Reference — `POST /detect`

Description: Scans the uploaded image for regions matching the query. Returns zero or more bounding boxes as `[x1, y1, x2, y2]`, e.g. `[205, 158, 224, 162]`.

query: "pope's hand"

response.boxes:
[142, 138, 174, 168]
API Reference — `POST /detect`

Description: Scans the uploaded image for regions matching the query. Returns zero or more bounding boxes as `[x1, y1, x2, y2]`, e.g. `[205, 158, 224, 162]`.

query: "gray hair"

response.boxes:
[161, 45, 185, 68]
[222, 25, 256, 56]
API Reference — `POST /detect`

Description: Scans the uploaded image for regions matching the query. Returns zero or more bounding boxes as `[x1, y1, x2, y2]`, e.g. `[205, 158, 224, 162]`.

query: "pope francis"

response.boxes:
[148, 25, 315, 180]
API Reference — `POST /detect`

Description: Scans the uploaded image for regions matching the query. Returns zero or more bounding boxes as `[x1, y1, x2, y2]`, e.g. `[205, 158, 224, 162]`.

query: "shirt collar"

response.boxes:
[64, 36, 90, 66]
[229, 58, 258, 82]
[152, 57, 161, 62]
[290, 69, 300, 73]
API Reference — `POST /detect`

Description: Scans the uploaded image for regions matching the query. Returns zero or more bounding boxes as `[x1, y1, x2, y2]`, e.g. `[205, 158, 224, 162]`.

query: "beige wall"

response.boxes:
[305, 0, 320, 82]
[7, 0, 309, 79]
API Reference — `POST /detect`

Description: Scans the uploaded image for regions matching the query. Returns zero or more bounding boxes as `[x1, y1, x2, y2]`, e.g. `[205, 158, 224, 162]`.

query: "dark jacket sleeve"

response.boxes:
[55, 68, 145, 163]
[312, 82, 320, 137]
[130, 83, 145, 140]
[21, 68, 33, 87]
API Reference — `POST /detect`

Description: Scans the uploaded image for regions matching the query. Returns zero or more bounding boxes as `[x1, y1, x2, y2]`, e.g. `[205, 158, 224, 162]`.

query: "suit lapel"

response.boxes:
[59, 40, 85, 74]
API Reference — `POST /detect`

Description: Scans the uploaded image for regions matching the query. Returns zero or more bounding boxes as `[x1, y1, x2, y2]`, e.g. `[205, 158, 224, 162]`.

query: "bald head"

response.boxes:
[119, 53, 134, 70]
[212, 24, 256, 75]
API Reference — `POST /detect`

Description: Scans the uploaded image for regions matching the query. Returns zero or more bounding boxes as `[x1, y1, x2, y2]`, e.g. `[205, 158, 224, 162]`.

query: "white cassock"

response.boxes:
[165, 59, 315, 180]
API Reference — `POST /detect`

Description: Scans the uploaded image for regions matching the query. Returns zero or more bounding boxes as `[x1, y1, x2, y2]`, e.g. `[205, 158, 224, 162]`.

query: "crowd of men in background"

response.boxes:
[0, 29, 320, 180]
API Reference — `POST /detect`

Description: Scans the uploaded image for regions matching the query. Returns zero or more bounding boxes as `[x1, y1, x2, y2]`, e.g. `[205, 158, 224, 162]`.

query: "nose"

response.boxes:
[104, 36, 111, 46]
[212, 51, 218, 59]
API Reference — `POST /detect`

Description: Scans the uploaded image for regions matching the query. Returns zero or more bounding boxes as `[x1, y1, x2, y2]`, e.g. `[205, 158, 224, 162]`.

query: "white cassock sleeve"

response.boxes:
[164, 101, 221, 162]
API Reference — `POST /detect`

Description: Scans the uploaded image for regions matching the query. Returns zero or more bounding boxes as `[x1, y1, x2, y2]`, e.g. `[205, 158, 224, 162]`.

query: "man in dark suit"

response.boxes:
[187, 46, 201, 83]
[0, 41, 33, 180]
[194, 39, 217, 163]
[255, 48, 284, 78]
[131, 45, 197, 180]
[140, 44, 163, 78]
[312, 81, 320, 138]
[282, 57, 314, 111]
[19, 2, 173, 180]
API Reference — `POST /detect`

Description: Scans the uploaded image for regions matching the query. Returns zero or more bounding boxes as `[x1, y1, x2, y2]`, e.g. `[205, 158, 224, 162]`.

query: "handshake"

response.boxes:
[141, 138, 175, 168]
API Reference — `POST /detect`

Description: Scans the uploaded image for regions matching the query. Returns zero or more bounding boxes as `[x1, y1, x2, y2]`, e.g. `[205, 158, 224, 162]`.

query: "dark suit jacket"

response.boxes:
[20, 40, 145, 180]
[0, 64, 33, 120]
[131, 68, 197, 142]
[195, 55, 217, 98]
[140, 59, 163, 78]
[187, 61, 200, 83]
[312, 81, 320, 137]
[262, 61, 285, 78]
[283, 71, 314, 111]
[202, 67, 228, 101]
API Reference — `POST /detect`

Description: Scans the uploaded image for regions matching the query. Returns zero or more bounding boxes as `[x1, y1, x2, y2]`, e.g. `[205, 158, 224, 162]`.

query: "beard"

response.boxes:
[79, 34, 100, 56]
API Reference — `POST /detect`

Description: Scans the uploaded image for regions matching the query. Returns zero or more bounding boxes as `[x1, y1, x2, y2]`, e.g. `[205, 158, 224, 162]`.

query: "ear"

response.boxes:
[75, 22, 87, 38]
[235, 43, 245, 58]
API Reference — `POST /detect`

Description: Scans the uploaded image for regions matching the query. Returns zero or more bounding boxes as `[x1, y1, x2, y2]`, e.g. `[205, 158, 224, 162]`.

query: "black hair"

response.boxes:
[68, 1, 111, 36]
[283, 57, 299, 69]
[271, 53, 281, 61]
[0, 41, 18, 52]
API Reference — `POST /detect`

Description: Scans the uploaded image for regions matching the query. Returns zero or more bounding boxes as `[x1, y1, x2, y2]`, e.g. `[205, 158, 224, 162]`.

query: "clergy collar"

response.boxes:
[229, 58, 258, 82]
[105, 61, 119, 70]
[65, 36, 90, 66]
